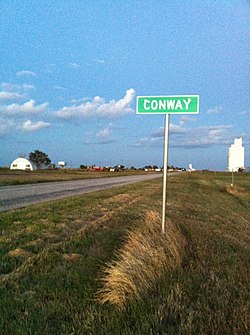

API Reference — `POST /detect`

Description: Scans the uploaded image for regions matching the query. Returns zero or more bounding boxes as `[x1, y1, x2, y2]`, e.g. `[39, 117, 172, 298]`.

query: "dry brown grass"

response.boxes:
[98, 210, 185, 310]
[62, 253, 81, 261]
[8, 248, 32, 258]
[224, 185, 250, 203]
[225, 185, 246, 194]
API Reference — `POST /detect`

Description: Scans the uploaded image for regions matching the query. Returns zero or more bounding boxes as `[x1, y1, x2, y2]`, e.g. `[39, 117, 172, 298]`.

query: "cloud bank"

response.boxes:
[20, 120, 51, 132]
[16, 70, 37, 77]
[56, 88, 135, 119]
[0, 83, 50, 134]
[0, 91, 25, 101]
[132, 124, 233, 149]
[0, 100, 48, 115]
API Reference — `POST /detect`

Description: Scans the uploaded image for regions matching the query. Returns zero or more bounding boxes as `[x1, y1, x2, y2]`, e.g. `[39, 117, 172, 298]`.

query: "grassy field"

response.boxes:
[0, 172, 249, 334]
[0, 169, 147, 187]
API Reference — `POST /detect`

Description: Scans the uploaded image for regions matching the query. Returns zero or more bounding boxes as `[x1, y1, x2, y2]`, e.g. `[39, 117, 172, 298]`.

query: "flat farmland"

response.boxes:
[0, 172, 249, 334]
[0, 169, 148, 187]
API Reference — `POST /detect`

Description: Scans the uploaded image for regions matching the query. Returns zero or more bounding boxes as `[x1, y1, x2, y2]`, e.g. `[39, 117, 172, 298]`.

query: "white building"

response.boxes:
[58, 161, 66, 168]
[10, 158, 34, 171]
[188, 164, 195, 172]
[227, 138, 245, 172]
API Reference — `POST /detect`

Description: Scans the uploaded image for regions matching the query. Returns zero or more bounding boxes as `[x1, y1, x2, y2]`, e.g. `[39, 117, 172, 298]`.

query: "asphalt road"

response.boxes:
[0, 174, 161, 212]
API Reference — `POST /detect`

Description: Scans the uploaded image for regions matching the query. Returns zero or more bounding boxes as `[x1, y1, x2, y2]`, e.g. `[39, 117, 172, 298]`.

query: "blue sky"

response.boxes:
[0, 0, 249, 170]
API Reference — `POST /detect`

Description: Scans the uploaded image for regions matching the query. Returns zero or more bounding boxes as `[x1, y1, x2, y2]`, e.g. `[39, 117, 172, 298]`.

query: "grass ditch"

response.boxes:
[0, 172, 249, 334]
[98, 210, 185, 310]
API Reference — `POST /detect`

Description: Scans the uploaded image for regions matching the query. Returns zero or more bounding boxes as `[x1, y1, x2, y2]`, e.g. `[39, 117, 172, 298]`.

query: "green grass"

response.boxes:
[0, 172, 249, 334]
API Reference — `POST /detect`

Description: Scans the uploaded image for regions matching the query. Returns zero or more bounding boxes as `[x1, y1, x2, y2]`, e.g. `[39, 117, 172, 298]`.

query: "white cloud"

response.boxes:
[239, 110, 249, 115]
[169, 123, 187, 134]
[53, 85, 67, 90]
[16, 70, 37, 77]
[1, 82, 35, 92]
[1, 100, 48, 115]
[131, 136, 162, 147]
[207, 106, 223, 114]
[132, 124, 233, 148]
[83, 139, 117, 145]
[69, 62, 80, 68]
[0, 118, 15, 134]
[180, 115, 196, 125]
[0, 91, 25, 101]
[71, 97, 90, 104]
[97, 123, 113, 139]
[0, 116, 50, 134]
[171, 125, 232, 148]
[93, 58, 105, 64]
[44, 63, 56, 73]
[152, 123, 186, 138]
[20, 120, 51, 132]
[56, 88, 135, 119]
[22, 84, 35, 91]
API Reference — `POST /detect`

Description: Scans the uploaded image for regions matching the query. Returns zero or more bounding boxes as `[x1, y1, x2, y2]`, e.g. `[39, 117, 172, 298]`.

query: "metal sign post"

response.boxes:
[136, 95, 199, 234]
[162, 114, 170, 234]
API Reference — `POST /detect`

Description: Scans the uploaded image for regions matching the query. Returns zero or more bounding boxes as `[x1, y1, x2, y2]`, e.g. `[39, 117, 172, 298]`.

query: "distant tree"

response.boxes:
[114, 164, 125, 171]
[144, 165, 153, 170]
[80, 165, 87, 169]
[29, 150, 51, 169]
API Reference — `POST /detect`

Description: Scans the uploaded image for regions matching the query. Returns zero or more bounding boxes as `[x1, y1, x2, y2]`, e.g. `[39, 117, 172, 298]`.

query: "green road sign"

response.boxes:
[136, 93, 200, 233]
[137, 95, 199, 114]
